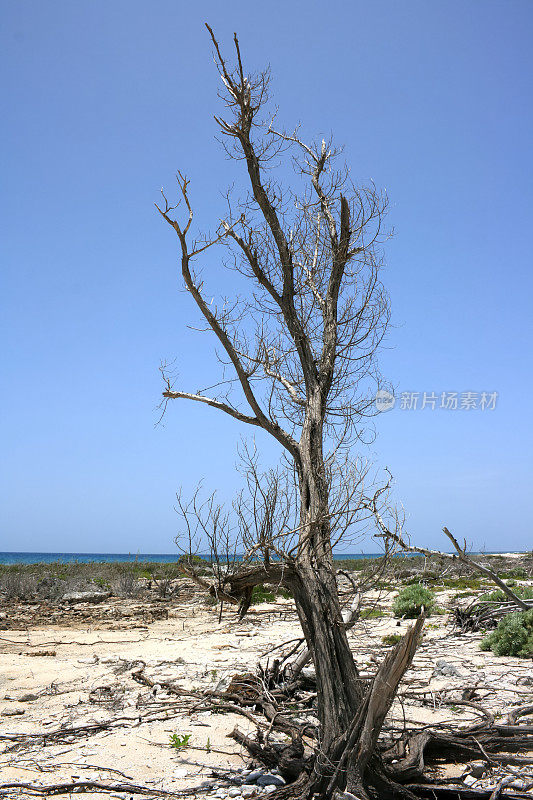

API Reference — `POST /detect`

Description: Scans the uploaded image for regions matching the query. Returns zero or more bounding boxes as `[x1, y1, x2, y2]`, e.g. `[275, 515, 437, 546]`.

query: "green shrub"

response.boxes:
[480, 586, 533, 603]
[178, 554, 208, 567]
[251, 584, 276, 604]
[439, 577, 484, 590]
[480, 610, 533, 658]
[382, 633, 403, 646]
[501, 568, 528, 580]
[334, 559, 369, 572]
[360, 607, 385, 619]
[392, 583, 435, 618]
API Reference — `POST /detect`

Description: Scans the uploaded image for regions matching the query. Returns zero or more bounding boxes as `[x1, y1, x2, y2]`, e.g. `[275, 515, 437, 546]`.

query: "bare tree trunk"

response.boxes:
[292, 564, 362, 746]
[290, 398, 365, 777]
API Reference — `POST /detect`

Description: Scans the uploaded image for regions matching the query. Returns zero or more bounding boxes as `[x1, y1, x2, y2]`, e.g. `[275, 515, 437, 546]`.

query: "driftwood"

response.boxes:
[455, 597, 532, 633]
[0, 780, 199, 798]
[372, 516, 532, 613]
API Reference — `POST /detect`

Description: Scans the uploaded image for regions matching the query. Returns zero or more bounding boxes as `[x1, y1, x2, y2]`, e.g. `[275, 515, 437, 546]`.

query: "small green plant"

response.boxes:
[170, 733, 191, 750]
[251, 584, 276, 604]
[439, 577, 484, 590]
[480, 610, 533, 658]
[392, 583, 436, 618]
[360, 607, 385, 619]
[206, 737, 211, 753]
[382, 633, 403, 646]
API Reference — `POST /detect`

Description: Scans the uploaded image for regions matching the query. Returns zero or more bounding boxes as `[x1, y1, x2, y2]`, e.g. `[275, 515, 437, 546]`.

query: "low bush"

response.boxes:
[1, 572, 36, 601]
[382, 633, 403, 646]
[500, 568, 528, 580]
[178, 554, 208, 567]
[360, 607, 385, 619]
[114, 569, 140, 598]
[251, 584, 276, 604]
[480, 610, 533, 658]
[392, 583, 436, 618]
[480, 585, 533, 603]
[439, 577, 484, 590]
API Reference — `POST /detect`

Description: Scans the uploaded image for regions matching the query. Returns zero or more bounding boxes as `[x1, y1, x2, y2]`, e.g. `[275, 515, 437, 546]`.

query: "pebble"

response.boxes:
[1, 707, 25, 716]
[77, 656, 99, 665]
[434, 659, 461, 677]
[173, 768, 188, 778]
[241, 788, 257, 798]
[468, 761, 485, 778]
[228, 789, 242, 798]
[256, 775, 285, 787]
[463, 775, 477, 787]
[244, 770, 264, 784]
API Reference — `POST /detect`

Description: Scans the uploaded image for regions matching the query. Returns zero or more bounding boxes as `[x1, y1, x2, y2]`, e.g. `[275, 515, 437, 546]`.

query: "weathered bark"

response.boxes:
[291, 390, 364, 754]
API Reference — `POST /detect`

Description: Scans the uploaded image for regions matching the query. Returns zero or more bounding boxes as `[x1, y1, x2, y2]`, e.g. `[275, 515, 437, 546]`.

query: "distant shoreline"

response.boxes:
[0, 550, 526, 565]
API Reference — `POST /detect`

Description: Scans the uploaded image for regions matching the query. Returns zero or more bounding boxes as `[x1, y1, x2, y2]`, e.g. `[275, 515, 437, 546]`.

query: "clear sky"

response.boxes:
[1, 0, 532, 554]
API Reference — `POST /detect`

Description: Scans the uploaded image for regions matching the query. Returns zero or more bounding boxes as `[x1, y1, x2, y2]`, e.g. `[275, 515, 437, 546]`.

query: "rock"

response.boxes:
[463, 775, 477, 787]
[228, 789, 242, 798]
[173, 768, 188, 778]
[468, 761, 486, 778]
[434, 659, 461, 677]
[241, 788, 257, 798]
[77, 656, 99, 665]
[517, 675, 533, 686]
[62, 591, 111, 604]
[1, 707, 25, 716]
[509, 779, 529, 790]
[256, 775, 285, 787]
[244, 770, 264, 784]
[18, 692, 40, 702]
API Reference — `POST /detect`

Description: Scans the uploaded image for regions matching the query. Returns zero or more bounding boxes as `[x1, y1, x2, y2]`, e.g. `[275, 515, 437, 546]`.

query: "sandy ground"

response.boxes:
[1, 583, 532, 797]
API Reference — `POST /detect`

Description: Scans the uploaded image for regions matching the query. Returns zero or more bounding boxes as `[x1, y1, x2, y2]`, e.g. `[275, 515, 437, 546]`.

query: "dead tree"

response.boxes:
[157, 27, 426, 799]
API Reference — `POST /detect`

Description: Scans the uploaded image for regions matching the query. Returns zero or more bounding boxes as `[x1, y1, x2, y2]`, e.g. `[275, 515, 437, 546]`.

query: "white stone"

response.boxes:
[173, 768, 188, 778]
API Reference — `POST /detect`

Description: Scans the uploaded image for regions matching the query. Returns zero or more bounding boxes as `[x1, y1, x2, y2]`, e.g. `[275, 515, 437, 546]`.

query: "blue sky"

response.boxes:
[1, 0, 532, 554]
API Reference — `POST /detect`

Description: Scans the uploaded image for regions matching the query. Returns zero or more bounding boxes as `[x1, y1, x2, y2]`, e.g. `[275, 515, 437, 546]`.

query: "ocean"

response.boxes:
[0, 551, 409, 565]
